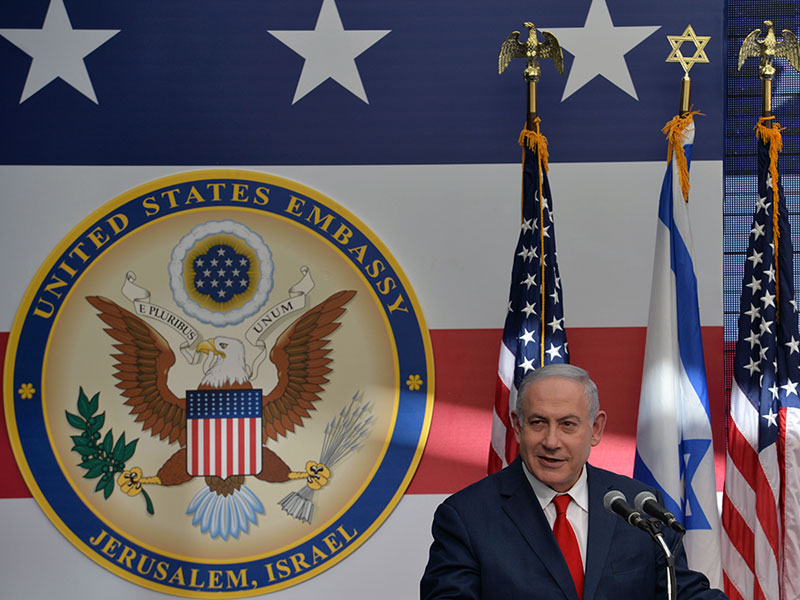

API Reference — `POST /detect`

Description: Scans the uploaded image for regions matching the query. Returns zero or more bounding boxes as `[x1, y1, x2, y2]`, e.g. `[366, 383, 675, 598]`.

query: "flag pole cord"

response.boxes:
[756, 117, 784, 316]
[519, 119, 549, 365]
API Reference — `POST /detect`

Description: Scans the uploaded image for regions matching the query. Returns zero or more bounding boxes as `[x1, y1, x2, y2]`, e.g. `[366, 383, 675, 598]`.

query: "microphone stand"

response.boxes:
[640, 519, 683, 600]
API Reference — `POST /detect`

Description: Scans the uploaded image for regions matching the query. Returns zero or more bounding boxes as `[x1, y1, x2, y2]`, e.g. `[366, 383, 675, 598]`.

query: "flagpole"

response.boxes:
[679, 75, 691, 116]
[527, 81, 537, 129]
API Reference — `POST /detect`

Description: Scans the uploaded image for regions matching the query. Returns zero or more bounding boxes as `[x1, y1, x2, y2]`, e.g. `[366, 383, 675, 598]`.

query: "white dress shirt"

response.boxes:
[521, 461, 589, 569]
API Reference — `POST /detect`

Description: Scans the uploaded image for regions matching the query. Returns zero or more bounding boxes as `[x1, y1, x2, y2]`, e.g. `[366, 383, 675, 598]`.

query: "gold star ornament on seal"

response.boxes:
[666, 25, 710, 74]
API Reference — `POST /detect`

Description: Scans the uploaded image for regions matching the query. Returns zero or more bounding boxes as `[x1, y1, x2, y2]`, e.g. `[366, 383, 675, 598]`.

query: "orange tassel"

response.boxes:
[519, 118, 549, 174]
[662, 110, 702, 204]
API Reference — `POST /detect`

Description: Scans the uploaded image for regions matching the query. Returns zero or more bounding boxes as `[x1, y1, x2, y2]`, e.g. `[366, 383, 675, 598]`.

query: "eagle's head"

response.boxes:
[196, 337, 251, 389]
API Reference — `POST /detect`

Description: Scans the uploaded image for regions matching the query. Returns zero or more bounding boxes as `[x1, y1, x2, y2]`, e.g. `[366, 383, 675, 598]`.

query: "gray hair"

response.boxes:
[515, 364, 599, 420]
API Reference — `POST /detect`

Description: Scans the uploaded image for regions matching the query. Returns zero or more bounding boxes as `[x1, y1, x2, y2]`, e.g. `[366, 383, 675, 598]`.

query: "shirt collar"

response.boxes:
[521, 460, 589, 514]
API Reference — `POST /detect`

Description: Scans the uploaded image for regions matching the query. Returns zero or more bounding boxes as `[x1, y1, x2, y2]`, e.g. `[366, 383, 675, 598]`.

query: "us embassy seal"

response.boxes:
[4, 170, 433, 596]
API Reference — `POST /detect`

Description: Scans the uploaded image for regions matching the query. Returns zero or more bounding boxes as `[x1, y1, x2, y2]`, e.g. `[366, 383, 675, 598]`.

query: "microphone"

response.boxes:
[602, 490, 651, 532]
[634, 491, 686, 534]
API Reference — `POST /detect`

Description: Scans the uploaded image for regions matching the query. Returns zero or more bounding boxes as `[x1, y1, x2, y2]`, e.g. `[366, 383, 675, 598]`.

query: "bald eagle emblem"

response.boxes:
[498, 22, 564, 82]
[85, 289, 360, 540]
[738, 20, 800, 78]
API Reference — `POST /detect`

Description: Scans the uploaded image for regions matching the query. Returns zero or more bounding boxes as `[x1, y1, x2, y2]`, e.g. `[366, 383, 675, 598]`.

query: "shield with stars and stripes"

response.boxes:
[186, 388, 263, 478]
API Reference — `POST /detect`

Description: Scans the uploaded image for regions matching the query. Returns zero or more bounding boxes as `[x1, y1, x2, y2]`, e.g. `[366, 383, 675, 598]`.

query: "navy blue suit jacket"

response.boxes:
[421, 459, 727, 599]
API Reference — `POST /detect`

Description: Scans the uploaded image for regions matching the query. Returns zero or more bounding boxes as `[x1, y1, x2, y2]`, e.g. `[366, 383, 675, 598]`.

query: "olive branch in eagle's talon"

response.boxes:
[66, 387, 154, 515]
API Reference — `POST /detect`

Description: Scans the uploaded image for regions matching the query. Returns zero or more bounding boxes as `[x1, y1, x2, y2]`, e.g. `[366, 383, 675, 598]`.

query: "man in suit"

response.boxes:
[420, 364, 727, 599]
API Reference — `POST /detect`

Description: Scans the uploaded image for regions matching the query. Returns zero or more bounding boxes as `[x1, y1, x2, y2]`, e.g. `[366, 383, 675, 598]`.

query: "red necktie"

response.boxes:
[552, 494, 584, 600]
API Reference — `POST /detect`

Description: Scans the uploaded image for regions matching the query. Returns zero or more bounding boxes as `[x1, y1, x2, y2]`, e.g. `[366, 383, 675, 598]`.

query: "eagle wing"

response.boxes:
[86, 296, 186, 445]
[738, 28, 762, 70]
[499, 31, 525, 74]
[262, 290, 356, 441]
[777, 29, 800, 72]
[539, 31, 564, 75]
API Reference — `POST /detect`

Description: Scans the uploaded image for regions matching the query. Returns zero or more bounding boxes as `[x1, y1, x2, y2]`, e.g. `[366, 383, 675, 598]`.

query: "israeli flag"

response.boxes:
[634, 118, 722, 587]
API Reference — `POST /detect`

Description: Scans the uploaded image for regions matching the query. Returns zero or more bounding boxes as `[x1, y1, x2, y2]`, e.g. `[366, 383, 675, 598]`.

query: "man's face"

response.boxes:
[511, 376, 606, 492]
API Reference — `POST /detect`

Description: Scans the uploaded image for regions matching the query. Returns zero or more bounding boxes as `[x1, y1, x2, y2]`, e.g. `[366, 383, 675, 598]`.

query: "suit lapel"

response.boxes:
[583, 465, 618, 600]
[499, 459, 579, 600]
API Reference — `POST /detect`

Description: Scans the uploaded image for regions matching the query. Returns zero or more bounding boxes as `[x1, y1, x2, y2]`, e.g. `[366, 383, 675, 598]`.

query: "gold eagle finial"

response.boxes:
[738, 20, 800, 78]
[499, 22, 564, 81]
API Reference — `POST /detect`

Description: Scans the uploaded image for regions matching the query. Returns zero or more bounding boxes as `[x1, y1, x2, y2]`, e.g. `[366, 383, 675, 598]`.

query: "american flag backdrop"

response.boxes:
[722, 125, 800, 600]
[0, 1, 728, 598]
[489, 128, 569, 473]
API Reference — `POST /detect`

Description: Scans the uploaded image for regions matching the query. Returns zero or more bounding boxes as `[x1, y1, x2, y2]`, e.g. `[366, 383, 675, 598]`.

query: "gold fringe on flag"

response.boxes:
[662, 110, 702, 203]
[519, 118, 550, 173]
[756, 116, 784, 315]
[519, 117, 549, 365]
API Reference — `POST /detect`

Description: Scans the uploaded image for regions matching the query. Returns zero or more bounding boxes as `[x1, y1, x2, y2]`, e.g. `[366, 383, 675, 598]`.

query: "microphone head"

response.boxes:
[602, 490, 626, 512]
[633, 490, 657, 513]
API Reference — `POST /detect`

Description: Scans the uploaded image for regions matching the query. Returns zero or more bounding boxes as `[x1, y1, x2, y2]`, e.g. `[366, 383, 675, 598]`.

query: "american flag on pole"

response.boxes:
[186, 388, 263, 479]
[722, 121, 800, 600]
[489, 122, 569, 474]
[633, 114, 722, 586]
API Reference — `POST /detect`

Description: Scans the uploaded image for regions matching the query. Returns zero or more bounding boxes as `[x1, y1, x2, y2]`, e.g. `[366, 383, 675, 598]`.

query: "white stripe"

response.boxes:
[0, 162, 722, 331]
[219, 418, 228, 479]
[498, 342, 514, 390]
[197, 420, 205, 476]
[490, 410, 507, 466]
[730, 382, 760, 452]
[253, 418, 262, 473]
[783, 407, 800, 599]
[231, 417, 240, 474]
[724, 453, 757, 526]
[242, 417, 251, 474]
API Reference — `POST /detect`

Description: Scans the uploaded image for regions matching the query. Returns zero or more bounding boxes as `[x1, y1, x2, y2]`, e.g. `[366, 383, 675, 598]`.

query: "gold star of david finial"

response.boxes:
[666, 25, 710, 74]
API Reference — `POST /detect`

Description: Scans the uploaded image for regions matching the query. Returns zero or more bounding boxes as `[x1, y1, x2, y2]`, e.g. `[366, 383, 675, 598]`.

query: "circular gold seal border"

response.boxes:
[3, 169, 435, 597]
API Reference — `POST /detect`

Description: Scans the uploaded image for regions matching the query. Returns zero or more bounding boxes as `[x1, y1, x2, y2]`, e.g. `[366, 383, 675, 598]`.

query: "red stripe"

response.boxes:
[215, 419, 222, 476]
[226, 418, 233, 477]
[239, 418, 246, 473]
[203, 419, 210, 475]
[726, 417, 781, 561]
[487, 449, 502, 474]
[722, 491, 755, 571]
[191, 419, 198, 475]
[754, 576, 766, 600]
[251, 418, 258, 473]
[0, 327, 726, 498]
